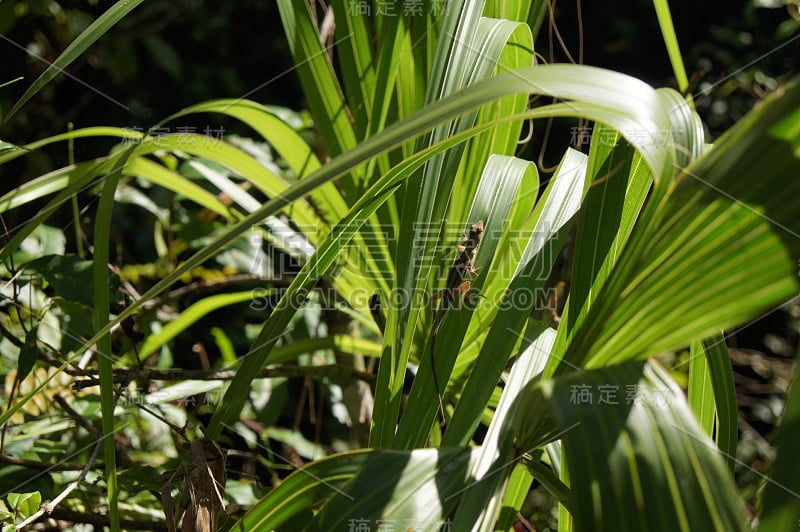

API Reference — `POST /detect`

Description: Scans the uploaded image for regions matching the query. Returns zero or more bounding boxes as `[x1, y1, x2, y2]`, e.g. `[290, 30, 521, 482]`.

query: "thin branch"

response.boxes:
[16, 437, 104, 529]
[52, 395, 103, 439]
[0, 453, 95, 471]
[0, 319, 23, 348]
[38, 507, 168, 531]
[72, 364, 376, 389]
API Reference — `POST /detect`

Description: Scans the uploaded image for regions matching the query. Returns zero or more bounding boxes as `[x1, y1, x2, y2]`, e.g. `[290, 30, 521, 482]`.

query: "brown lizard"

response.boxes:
[430, 220, 484, 423]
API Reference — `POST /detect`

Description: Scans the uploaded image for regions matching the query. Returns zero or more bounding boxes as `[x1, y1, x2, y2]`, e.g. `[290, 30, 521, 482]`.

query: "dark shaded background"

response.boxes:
[1, 1, 797, 170]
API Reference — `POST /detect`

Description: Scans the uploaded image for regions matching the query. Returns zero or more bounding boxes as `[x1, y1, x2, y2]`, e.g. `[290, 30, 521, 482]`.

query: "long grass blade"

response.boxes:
[92, 147, 135, 532]
[4, 0, 144, 121]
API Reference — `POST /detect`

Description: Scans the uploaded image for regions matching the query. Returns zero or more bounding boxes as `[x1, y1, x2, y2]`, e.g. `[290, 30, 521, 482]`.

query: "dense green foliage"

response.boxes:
[1, 1, 799, 530]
